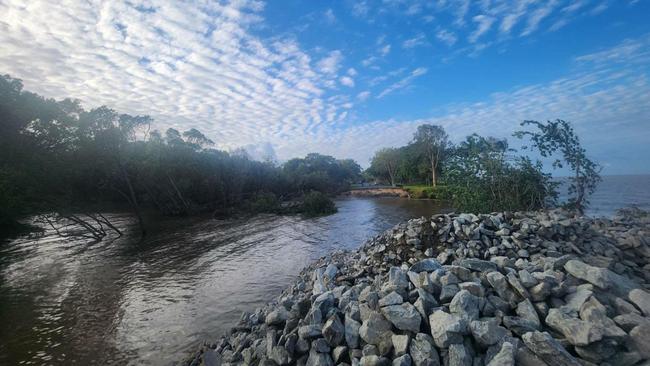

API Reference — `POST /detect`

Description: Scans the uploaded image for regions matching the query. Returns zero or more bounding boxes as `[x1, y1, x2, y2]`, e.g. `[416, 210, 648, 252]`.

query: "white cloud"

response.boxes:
[380, 44, 391, 56]
[347, 68, 358, 76]
[469, 15, 495, 43]
[324, 8, 336, 24]
[403, 33, 426, 49]
[317, 50, 343, 75]
[436, 29, 458, 46]
[340, 76, 355, 87]
[522, 1, 559, 36]
[357, 91, 371, 101]
[377, 67, 427, 98]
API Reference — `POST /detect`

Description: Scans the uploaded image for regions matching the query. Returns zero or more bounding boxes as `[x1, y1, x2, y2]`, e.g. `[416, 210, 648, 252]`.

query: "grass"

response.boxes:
[403, 184, 452, 200]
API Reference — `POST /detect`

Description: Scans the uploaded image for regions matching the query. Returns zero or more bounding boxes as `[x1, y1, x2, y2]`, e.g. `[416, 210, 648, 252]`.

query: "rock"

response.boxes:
[563, 260, 621, 290]
[299, 324, 323, 340]
[515, 345, 549, 366]
[409, 259, 443, 273]
[413, 289, 438, 319]
[459, 258, 497, 272]
[518, 269, 538, 288]
[392, 354, 412, 366]
[486, 271, 519, 306]
[313, 338, 331, 353]
[574, 340, 618, 363]
[391, 334, 410, 357]
[448, 343, 473, 366]
[363, 344, 379, 356]
[306, 347, 334, 366]
[409, 333, 440, 366]
[379, 292, 404, 307]
[470, 319, 507, 347]
[507, 272, 530, 299]
[429, 310, 468, 348]
[270, 346, 292, 365]
[449, 290, 479, 322]
[380, 303, 421, 333]
[486, 341, 515, 366]
[503, 316, 539, 336]
[440, 284, 460, 303]
[562, 288, 592, 315]
[545, 308, 603, 346]
[628, 288, 650, 316]
[360, 355, 390, 366]
[628, 323, 650, 359]
[324, 264, 338, 280]
[332, 346, 348, 364]
[359, 312, 393, 355]
[266, 307, 289, 325]
[522, 331, 581, 366]
[322, 314, 345, 346]
[388, 267, 409, 290]
[578, 297, 626, 340]
[516, 299, 540, 328]
[528, 282, 551, 302]
[345, 315, 361, 348]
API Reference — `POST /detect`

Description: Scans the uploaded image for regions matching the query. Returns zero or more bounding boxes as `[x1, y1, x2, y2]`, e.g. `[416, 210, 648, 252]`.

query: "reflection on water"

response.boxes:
[0, 198, 448, 365]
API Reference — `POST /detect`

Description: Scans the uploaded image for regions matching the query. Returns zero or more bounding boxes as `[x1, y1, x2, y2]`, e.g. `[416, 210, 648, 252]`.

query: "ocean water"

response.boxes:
[566, 174, 650, 217]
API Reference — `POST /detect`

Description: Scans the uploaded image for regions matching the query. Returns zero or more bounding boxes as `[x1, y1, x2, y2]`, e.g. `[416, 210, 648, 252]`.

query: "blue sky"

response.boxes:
[0, 0, 649, 174]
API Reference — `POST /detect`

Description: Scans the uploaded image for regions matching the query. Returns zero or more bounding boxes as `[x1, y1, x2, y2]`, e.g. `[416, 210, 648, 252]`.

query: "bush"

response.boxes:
[300, 191, 337, 217]
[245, 191, 281, 213]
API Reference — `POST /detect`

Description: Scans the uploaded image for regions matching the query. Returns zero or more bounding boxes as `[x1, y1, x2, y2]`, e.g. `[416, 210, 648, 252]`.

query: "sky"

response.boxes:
[1, 0, 649, 174]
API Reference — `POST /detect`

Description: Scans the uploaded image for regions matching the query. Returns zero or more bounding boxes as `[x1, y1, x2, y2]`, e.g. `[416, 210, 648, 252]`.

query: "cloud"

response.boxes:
[357, 91, 371, 101]
[377, 67, 427, 98]
[324, 8, 336, 24]
[317, 50, 343, 74]
[436, 29, 458, 46]
[402, 33, 426, 49]
[469, 15, 495, 43]
[521, 1, 559, 36]
[352, 1, 369, 17]
[340, 76, 355, 87]
[0, 0, 353, 158]
[380, 44, 391, 56]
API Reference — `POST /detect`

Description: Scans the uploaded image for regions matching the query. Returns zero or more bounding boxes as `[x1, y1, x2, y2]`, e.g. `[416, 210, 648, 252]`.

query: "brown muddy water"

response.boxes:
[0, 197, 449, 365]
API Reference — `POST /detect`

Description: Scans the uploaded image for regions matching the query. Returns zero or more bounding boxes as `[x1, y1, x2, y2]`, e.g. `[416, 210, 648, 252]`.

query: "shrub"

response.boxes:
[300, 191, 337, 217]
[246, 191, 280, 213]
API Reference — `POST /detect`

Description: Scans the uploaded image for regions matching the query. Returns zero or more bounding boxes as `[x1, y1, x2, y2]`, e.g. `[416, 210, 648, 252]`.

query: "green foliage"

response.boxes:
[244, 192, 281, 214]
[300, 191, 337, 217]
[443, 134, 557, 213]
[515, 119, 601, 214]
[410, 124, 449, 186]
[0, 74, 354, 229]
[403, 185, 452, 200]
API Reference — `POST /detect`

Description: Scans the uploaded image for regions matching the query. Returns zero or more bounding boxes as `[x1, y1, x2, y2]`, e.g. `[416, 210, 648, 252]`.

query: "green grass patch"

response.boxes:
[403, 185, 452, 200]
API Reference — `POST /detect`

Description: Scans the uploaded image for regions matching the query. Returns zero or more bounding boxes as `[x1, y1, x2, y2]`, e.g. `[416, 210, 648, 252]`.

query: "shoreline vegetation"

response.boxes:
[2, 73, 601, 241]
[186, 207, 650, 366]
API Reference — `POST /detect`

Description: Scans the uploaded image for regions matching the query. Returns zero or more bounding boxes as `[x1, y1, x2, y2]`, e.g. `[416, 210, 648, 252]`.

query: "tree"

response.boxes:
[369, 148, 401, 186]
[515, 119, 601, 214]
[411, 124, 449, 187]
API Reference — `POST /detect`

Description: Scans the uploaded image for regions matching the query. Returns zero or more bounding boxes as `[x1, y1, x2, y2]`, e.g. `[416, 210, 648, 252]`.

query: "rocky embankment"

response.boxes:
[187, 208, 650, 366]
[343, 188, 410, 198]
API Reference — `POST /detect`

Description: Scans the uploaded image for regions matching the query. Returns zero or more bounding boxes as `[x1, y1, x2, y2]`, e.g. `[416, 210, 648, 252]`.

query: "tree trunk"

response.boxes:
[119, 163, 146, 238]
[431, 160, 437, 188]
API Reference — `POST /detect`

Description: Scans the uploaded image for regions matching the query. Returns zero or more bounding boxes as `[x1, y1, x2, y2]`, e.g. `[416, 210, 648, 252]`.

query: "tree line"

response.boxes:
[366, 122, 601, 214]
[0, 74, 361, 236]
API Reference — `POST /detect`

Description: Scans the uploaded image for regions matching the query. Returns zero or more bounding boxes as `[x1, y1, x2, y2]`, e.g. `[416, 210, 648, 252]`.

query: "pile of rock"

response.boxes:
[187, 208, 650, 366]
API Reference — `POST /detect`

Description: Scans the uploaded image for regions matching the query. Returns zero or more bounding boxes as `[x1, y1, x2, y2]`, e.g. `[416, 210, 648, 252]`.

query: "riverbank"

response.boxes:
[186, 207, 650, 366]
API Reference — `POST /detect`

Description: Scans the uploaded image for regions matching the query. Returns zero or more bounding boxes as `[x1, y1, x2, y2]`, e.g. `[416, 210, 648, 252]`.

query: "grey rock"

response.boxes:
[429, 310, 468, 348]
[322, 315, 345, 346]
[528, 282, 551, 302]
[613, 312, 650, 331]
[574, 340, 618, 363]
[629, 323, 650, 359]
[562, 288, 592, 315]
[522, 331, 581, 366]
[391, 334, 410, 357]
[299, 324, 323, 340]
[381, 302, 421, 333]
[360, 355, 390, 366]
[414, 289, 438, 319]
[332, 346, 348, 364]
[506, 272, 530, 299]
[306, 347, 335, 366]
[392, 354, 412, 366]
[270, 346, 292, 365]
[409, 333, 440, 366]
[579, 297, 626, 340]
[486, 341, 515, 366]
[518, 269, 538, 288]
[440, 284, 460, 303]
[516, 299, 540, 328]
[449, 290, 479, 322]
[313, 338, 331, 353]
[359, 312, 393, 355]
[486, 271, 519, 306]
[379, 292, 404, 307]
[545, 308, 603, 346]
[470, 319, 507, 346]
[448, 343, 473, 366]
[363, 344, 379, 356]
[266, 307, 289, 325]
[388, 267, 410, 290]
[345, 314, 361, 348]
[515, 345, 549, 366]
[628, 288, 650, 316]
[409, 259, 443, 273]
[503, 316, 539, 336]
[459, 258, 497, 272]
